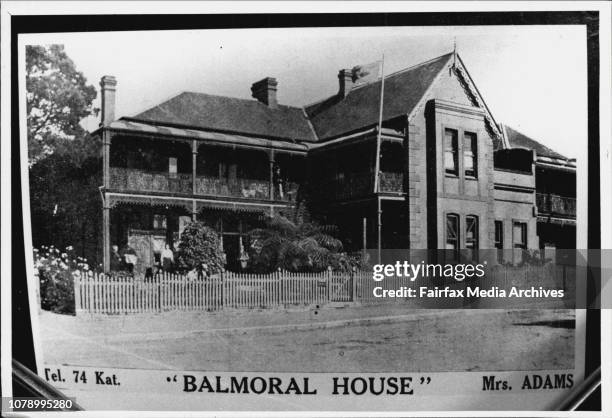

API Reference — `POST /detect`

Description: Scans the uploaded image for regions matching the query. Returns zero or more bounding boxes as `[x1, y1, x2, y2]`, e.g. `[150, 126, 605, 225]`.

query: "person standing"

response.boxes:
[161, 243, 174, 272]
[110, 245, 122, 271]
[123, 245, 138, 275]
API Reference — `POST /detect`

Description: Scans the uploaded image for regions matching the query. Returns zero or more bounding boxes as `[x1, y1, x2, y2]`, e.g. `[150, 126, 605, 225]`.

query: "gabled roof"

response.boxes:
[117, 52, 490, 144]
[129, 91, 318, 143]
[305, 53, 453, 140]
[502, 125, 568, 160]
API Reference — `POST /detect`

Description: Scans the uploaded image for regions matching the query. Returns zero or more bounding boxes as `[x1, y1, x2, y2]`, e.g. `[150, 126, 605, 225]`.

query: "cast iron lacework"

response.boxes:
[108, 195, 193, 212]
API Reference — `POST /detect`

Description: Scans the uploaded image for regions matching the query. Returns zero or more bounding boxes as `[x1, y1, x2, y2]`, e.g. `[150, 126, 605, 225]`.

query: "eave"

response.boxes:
[96, 119, 309, 154]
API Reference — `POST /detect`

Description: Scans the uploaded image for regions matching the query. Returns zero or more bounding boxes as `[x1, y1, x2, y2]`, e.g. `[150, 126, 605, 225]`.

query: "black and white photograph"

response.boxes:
[2, 2, 611, 415]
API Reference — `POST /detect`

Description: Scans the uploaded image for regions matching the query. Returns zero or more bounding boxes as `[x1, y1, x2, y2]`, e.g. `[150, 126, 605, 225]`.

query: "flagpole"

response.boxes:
[373, 54, 385, 263]
[373, 54, 385, 194]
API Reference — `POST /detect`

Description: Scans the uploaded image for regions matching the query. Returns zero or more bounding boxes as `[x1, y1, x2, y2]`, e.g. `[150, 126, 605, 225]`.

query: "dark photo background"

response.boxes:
[10, 10, 601, 409]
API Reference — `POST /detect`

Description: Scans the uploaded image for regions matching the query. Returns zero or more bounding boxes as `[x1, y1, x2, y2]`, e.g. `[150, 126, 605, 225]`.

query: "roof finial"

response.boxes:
[453, 36, 457, 68]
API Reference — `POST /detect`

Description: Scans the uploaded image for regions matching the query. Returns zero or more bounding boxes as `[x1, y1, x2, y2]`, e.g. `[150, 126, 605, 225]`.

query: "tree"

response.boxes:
[29, 147, 102, 266]
[176, 221, 225, 273]
[248, 214, 355, 273]
[27, 44, 102, 265]
[26, 45, 98, 165]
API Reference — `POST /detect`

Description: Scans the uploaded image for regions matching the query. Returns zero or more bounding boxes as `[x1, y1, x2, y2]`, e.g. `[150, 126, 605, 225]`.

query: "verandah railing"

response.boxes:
[536, 193, 576, 217]
[109, 167, 298, 201]
[325, 171, 404, 200]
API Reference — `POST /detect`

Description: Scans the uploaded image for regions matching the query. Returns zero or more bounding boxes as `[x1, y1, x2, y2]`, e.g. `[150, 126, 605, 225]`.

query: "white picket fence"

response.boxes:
[74, 269, 346, 315]
[73, 264, 570, 315]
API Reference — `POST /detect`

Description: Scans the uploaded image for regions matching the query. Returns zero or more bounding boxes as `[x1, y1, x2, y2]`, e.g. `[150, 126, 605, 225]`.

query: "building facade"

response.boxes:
[95, 52, 575, 273]
[500, 125, 577, 250]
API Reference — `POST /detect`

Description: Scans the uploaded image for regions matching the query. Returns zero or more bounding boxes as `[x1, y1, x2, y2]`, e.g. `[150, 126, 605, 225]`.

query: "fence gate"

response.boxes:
[329, 271, 353, 302]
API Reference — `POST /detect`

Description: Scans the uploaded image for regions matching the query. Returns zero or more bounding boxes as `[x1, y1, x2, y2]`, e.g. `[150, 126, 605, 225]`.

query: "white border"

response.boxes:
[0, 0, 13, 401]
[598, 1, 612, 414]
[17, 39, 45, 377]
[1, 1, 610, 417]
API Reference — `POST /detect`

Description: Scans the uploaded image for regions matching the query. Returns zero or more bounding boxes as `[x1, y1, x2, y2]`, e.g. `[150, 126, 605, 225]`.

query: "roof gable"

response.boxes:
[503, 125, 568, 160]
[130, 91, 318, 142]
[305, 53, 453, 140]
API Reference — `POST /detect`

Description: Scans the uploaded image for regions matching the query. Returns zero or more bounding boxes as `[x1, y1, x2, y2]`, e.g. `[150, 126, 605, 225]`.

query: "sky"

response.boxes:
[23, 25, 587, 159]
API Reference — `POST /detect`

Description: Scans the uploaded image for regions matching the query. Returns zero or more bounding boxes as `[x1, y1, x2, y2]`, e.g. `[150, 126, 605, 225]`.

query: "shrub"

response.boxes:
[328, 252, 363, 273]
[248, 214, 346, 273]
[34, 245, 91, 314]
[176, 221, 225, 273]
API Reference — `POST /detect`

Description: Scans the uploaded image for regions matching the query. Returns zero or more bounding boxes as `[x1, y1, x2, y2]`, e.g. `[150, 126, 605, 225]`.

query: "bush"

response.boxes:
[34, 245, 91, 314]
[176, 221, 225, 273]
[327, 252, 363, 273]
[248, 214, 346, 273]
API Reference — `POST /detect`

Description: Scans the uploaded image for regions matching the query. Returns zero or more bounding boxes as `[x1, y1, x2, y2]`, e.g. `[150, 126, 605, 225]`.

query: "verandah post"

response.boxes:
[268, 150, 275, 201]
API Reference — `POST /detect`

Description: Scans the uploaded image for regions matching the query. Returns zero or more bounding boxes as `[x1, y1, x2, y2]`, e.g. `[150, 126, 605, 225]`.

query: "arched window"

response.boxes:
[466, 215, 479, 250]
[446, 214, 460, 261]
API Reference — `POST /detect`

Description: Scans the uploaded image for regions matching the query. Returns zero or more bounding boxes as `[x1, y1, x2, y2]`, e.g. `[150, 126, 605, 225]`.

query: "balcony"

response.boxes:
[379, 171, 404, 193]
[110, 167, 192, 194]
[109, 167, 298, 202]
[325, 171, 405, 200]
[333, 171, 373, 200]
[195, 176, 269, 200]
[536, 193, 576, 218]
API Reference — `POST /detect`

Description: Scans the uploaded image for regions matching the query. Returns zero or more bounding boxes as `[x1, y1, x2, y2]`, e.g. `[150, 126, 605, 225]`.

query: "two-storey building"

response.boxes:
[95, 52, 573, 273]
[500, 124, 576, 249]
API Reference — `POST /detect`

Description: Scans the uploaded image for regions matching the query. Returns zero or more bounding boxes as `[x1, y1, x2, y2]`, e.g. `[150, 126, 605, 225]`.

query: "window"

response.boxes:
[465, 216, 478, 249]
[463, 132, 477, 177]
[168, 157, 177, 178]
[494, 221, 504, 249]
[465, 215, 478, 261]
[494, 220, 504, 263]
[513, 222, 527, 249]
[444, 128, 458, 176]
[446, 214, 459, 261]
[153, 214, 167, 230]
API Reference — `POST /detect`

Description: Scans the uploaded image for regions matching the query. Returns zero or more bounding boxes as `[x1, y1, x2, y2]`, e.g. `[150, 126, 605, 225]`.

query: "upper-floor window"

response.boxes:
[444, 128, 458, 176]
[513, 222, 527, 249]
[463, 132, 477, 178]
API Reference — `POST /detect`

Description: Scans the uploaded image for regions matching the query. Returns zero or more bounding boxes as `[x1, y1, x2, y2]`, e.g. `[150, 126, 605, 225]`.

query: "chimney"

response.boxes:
[338, 69, 354, 98]
[99, 75, 117, 126]
[251, 77, 278, 108]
